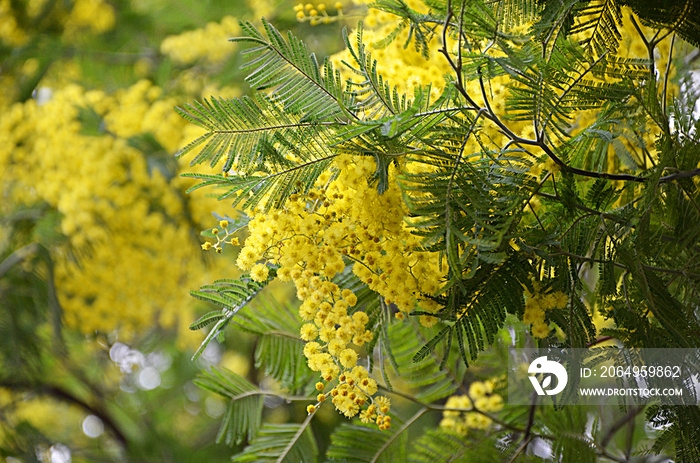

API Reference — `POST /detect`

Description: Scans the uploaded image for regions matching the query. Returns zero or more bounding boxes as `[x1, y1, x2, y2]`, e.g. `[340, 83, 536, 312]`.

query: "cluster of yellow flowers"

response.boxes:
[205, 152, 449, 425]
[0, 78, 236, 344]
[160, 16, 240, 65]
[201, 219, 241, 254]
[440, 379, 504, 435]
[0, 0, 115, 45]
[294, 2, 344, 26]
[199, 0, 680, 426]
[0, 0, 28, 46]
[523, 280, 568, 339]
[328, 0, 452, 102]
[63, 0, 116, 36]
[227, 154, 447, 319]
[302, 295, 394, 428]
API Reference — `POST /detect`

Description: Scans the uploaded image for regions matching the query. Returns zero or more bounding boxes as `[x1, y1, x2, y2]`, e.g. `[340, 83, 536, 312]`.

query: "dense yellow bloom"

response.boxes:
[250, 263, 270, 282]
[160, 16, 240, 65]
[0, 80, 236, 346]
[191, 0, 676, 429]
[301, 323, 319, 341]
[64, 0, 116, 35]
[440, 381, 503, 435]
[0, 0, 28, 46]
[522, 278, 567, 339]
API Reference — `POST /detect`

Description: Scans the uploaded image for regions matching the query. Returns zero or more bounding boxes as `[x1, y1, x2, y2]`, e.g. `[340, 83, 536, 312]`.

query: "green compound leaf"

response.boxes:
[326, 420, 409, 463]
[189, 276, 268, 361]
[194, 367, 264, 446]
[233, 420, 318, 463]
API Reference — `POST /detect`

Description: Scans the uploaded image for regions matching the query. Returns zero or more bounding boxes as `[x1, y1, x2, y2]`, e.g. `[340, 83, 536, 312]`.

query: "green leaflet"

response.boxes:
[189, 276, 268, 361]
[326, 421, 409, 463]
[232, 422, 318, 463]
[194, 368, 264, 446]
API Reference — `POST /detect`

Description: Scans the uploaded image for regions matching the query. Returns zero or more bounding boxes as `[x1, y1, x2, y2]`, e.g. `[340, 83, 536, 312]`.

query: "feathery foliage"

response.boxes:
[234, 298, 317, 393]
[232, 421, 318, 463]
[177, 0, 700, 460]
[188, 275, 269, 360]
[194, 367, 264, 446]
[326, 421, 409, 462]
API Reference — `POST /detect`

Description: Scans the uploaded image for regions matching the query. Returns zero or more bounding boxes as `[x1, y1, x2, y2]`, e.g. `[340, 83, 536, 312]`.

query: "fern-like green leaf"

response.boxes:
[233, 298, 316, 393]
[543, 407, 597, 463]
[571, 0, 623, 56]
[393, 320, 462, 403]
[189, 276, 268, 360]
[232, 420, 318, 463]
[326, 420, 410, 462]
[342, 22, 410, 118]
[194, 367, 264, 446]
[176, 94, 339, 212]
[233, 18, 355, 121]
[408, 428, 511, 463]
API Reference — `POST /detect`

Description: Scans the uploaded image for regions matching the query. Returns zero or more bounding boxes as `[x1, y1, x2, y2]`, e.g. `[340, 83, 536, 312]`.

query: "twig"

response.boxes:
[276, 410, 314, 463]
[0, 381, 128, 448]
[586, 336, 617, 348]
[436, 11, 700, 185]
[662, 34, 676, 117]
[600, 406, 645, 449]
[523, 393, 537, 441]
[507, 435, 534, 463]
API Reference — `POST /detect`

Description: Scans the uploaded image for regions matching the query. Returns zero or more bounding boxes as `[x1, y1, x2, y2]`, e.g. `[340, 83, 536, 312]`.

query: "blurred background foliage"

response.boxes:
[3, 0, 699, 461]
[0, 0, 349, 461]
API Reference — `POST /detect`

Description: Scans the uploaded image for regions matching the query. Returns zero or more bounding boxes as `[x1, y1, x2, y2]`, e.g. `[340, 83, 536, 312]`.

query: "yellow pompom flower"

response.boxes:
[250, 263, 269, 282]
[532, 321, 550, 339]
[339, 348, 358, 368]
[301, 323, 319, 341]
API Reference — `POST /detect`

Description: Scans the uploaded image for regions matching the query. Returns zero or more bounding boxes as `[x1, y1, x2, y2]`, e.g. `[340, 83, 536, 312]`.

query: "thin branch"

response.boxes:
[660, 167, 700, 183]
[227, 389, 315, 402]
[439, 0, 480, 110]
[0, 381, 128, 449]
[507, 435, 534, 463]
[662, 34, 676, 117]
[275, 411, 314, 463]
[203, 121, 341, 135]
[600, 406, 645, 449]
[378, 385, 541, 436]
[414, 106, 463, 118]
[435, 8, 700, 186]
[539, 50, 610, 139]
[553, 247, 700, 279]
[523, 393, 537, 441]
[0, 243, 40, 279]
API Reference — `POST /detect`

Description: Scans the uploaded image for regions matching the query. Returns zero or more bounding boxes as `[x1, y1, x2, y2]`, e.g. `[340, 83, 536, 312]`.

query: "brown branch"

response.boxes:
[436, 11, 700, 186]
[600, 406, 645, 449]
[0, 380, 128, 448]
[586, 336, 617, 348]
